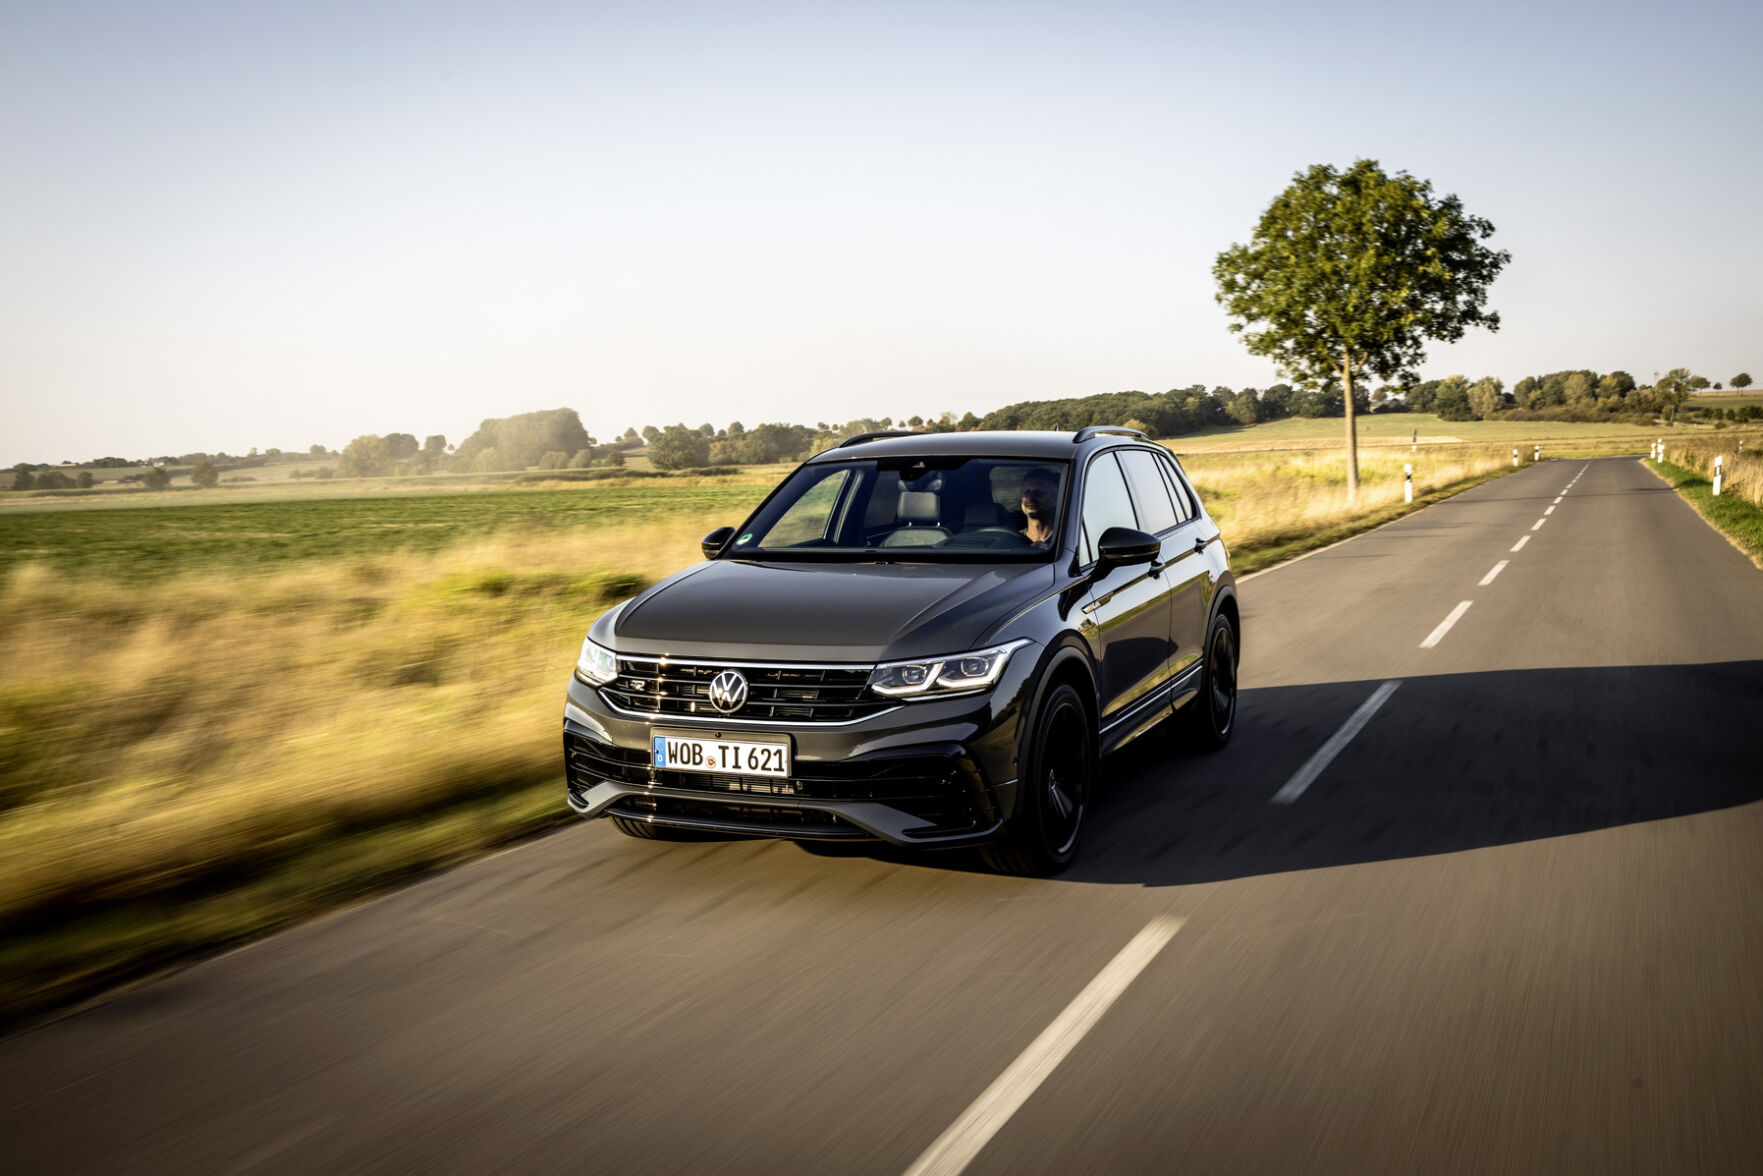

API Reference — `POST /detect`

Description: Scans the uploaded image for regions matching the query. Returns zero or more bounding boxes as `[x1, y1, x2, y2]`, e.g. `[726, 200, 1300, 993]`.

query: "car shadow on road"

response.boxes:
[1062, 659, 1763, 886]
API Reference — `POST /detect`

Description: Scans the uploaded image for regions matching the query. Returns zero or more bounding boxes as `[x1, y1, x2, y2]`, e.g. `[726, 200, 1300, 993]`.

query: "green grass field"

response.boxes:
[0, 481, 773, 582]
[1690, 391, 1763, 406]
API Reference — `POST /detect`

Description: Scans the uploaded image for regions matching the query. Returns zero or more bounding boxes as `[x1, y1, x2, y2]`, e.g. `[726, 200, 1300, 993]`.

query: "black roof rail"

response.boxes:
[836, 430, 923, 448]
[1072, 425, 1148, 443]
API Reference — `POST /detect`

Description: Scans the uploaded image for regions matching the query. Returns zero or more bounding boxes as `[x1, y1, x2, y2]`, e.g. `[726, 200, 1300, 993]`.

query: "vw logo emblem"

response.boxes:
[708, 670, 748, 714]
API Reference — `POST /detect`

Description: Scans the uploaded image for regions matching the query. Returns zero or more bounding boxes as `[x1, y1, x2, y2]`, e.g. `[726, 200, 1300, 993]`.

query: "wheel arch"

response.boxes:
[1020, 637, 1100, 763]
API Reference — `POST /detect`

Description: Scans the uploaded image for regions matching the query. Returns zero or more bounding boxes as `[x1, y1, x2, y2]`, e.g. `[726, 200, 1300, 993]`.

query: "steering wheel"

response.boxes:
[942, 527, 1035, 549]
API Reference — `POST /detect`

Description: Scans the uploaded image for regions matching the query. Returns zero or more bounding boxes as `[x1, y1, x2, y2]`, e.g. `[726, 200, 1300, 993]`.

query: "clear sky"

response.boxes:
[4, 0, 1759, 464]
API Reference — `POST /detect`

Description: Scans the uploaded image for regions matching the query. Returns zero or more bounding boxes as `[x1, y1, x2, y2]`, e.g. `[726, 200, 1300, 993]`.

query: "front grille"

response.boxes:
[598, 658, 892, 723]
[565, 732, 983, 836]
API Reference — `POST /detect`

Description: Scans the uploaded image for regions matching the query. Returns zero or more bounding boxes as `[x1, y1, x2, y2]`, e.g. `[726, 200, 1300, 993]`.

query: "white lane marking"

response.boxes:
[1479, 560, 1509, 586]
[1511, 535, 1530, 552]
[1270, 680, 1403, 805]
[1553, 496, 1563, 504]
[902, 917, 1186, 1176]
[1544, 505, 1555, 515]
[1531, 518, 1547, 531]
[1420, 600, 1474, 649]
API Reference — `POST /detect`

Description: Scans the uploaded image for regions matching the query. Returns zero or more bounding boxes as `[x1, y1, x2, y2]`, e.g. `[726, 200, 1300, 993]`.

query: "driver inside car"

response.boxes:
[1018, 467, 1058, 547]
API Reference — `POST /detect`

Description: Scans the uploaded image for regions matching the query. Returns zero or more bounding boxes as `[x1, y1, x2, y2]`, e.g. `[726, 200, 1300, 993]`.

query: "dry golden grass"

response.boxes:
[1180, 444, 1515, 552]
[1659, 434, 1763, 510]
[0, 520, 711, 930]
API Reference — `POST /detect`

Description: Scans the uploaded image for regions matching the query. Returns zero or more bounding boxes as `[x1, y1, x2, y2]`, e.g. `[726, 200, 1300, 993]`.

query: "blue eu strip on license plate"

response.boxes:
[652, 735, 668, 766]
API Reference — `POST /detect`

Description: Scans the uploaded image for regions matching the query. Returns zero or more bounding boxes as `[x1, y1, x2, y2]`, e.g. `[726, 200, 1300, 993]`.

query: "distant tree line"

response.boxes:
[8, 366, 1758, 489]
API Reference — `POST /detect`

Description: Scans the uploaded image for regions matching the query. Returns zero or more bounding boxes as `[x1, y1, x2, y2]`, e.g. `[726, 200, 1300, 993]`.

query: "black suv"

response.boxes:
[563, 427, 1239, 874]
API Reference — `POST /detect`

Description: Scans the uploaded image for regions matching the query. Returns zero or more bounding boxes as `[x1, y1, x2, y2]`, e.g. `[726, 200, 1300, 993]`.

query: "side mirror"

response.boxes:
[1095, 526, 1159, 568]
[701, 526, 736, 560]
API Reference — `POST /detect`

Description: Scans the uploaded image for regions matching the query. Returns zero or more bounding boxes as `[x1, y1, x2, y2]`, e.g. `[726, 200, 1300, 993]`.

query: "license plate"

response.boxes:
[651, 730, 791, 778]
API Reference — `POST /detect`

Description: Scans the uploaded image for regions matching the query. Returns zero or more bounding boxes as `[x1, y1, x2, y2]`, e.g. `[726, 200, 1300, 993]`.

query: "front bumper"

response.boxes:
[562, 658, 1031, 847]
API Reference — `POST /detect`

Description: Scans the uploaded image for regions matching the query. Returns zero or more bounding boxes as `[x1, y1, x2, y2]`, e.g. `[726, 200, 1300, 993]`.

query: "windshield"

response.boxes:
[726, 457, 1070, 561]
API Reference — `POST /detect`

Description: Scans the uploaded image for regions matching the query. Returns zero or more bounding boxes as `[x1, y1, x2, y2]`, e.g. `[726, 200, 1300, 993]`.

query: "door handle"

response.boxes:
[1193, 535, 1207, 553]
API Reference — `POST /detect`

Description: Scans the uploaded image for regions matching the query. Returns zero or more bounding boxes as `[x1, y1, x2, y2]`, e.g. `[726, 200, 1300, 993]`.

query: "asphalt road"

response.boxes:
[4, 457, 1760, 1174]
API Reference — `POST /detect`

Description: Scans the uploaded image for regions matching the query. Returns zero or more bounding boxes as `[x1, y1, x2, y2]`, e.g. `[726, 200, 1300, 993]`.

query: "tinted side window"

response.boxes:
[1118, 449, 1178, 535]
[1080, 453, 1138, 565]
[1155, 452, 1195, 524]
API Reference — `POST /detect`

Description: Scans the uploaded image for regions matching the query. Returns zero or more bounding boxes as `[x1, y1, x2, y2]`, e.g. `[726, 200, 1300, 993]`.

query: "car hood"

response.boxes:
[606, 558, 1055, 662]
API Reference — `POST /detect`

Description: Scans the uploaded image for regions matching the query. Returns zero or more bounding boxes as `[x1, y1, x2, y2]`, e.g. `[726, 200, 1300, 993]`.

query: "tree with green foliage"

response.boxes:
[1654, 369, 1701, 424]
[738, 422, 816, 464]
[1226, 393, 1261, 426]
[142, 466, 172, 491]
[604, 448, 625, 468]
[1433, 375, 1474, 422]
[648, 425, 709, 470]
[77, 471, 94, 489]
[452, 409, 590, 471]
[1214, 159, 1509, 498]
[339, 434, 395, 477]
[1562, 372, 1594, 407]
[191, 460, 220, 488]
[1733, 372, 1752, 389]
[1468, 377, 1505, 420]
[1598, 372, 1636, 401]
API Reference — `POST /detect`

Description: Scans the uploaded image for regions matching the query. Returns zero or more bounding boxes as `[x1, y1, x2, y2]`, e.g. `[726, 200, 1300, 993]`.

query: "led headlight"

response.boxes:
[867, 639, 1031, 698]
[575, 638, 619, 685]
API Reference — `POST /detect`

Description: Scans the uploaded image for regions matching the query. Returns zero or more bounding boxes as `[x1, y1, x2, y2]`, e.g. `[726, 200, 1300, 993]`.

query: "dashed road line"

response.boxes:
[1479, 560, 1509, 586]
[1544, 505, 1555, 515]
[1531, 518, 1547, 531]
[1420, 601, 1474, 649]
[1511, 535, 1530, 552]
[902, 917, 1186, 1176]
[1270, 680, 1403, 805]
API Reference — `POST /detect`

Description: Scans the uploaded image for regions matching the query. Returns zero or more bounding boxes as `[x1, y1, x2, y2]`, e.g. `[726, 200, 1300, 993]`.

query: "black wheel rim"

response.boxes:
[1040, 698, 1089, 856]
[1209, 622, 1237, 735]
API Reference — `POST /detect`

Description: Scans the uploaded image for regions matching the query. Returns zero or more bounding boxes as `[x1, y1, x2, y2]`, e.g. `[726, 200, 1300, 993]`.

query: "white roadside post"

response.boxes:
[1713, 455, 1724, 497]
[1512, 447, 1519, 467]
[1534, 445, 1541, 461]
[1404, 463, 1413, 504]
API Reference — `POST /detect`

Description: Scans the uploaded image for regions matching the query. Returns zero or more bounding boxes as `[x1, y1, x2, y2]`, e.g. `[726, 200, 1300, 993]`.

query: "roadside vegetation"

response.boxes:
[1647, 434, 1763, 566]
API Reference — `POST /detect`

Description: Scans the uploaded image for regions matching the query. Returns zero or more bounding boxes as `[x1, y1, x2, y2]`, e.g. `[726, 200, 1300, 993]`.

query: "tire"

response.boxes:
[1183, 609, 1238, 751]
[981, 682, 1094, 876]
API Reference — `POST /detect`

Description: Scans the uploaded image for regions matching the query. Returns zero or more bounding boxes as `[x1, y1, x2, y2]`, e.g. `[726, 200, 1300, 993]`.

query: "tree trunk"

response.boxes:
[1342, 351, 1359, 501]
